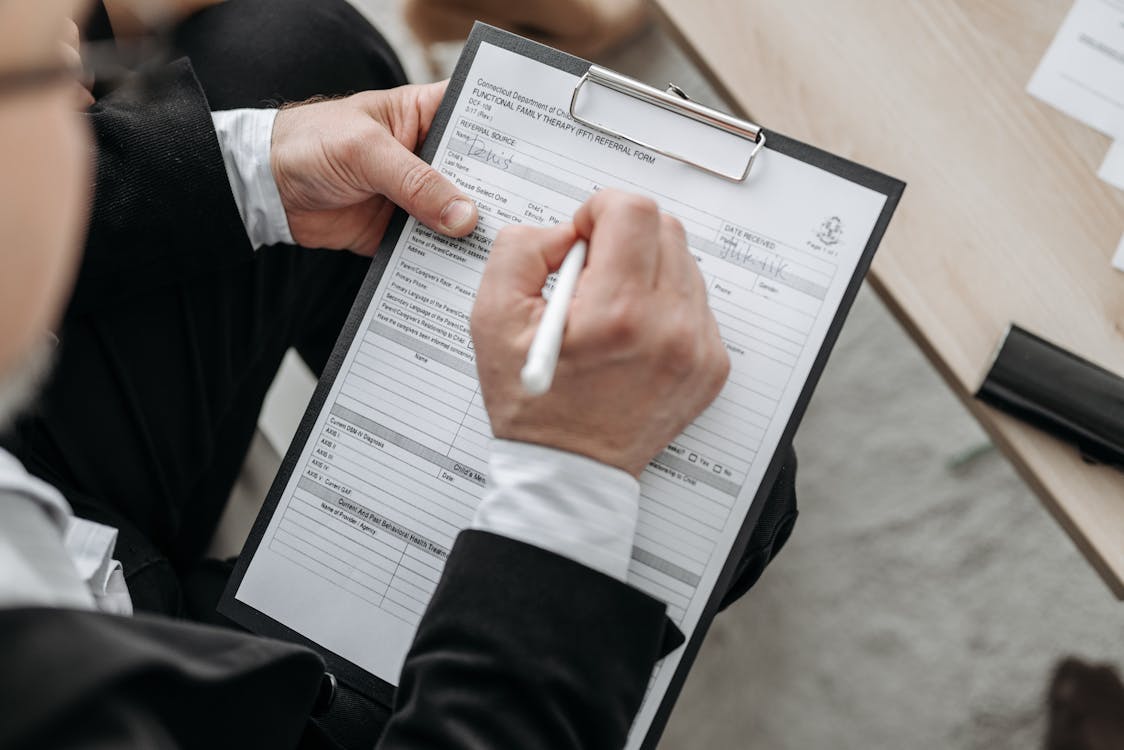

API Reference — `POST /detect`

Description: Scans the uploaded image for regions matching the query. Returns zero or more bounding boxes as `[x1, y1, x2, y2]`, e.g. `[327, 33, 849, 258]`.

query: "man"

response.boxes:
[0, 0, 796, 746]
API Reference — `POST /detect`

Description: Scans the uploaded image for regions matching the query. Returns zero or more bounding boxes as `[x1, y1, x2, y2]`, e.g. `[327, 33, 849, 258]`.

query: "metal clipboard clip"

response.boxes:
[569, 65, 766, 182]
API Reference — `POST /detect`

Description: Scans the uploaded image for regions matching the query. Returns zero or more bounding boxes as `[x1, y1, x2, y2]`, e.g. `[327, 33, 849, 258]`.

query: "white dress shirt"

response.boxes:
[0, 108, 639, 613]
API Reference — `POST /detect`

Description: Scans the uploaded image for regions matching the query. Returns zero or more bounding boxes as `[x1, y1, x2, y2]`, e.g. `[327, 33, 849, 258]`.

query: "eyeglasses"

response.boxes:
[0, 31, 172, 100]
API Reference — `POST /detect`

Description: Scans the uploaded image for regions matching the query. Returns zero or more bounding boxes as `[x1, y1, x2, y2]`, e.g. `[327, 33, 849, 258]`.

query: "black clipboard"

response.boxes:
[220, 22, 904, 748]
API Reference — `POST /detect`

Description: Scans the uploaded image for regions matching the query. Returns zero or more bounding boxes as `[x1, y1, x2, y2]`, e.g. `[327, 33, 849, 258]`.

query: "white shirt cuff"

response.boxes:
[211, 109, 294, 249]
[64, 518, 133, 615]
[0, 449, 132, 614]
[471, 440, 640, 582]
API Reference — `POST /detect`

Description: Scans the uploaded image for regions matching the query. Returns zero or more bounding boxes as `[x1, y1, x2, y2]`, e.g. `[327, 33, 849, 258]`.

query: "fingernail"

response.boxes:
[441, 199, 476, 233]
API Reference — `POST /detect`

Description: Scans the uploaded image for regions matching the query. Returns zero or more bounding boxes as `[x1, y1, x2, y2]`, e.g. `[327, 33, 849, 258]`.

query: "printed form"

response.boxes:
[234, 42, 886, 744]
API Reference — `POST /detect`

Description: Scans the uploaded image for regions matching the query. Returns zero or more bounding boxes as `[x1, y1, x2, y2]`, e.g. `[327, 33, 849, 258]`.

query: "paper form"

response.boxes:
[1028, 0, 1124, 138]
[233, 41, 887, 745]
[1100, 138, 1124, 190]
[1111, 231, 1124, 270]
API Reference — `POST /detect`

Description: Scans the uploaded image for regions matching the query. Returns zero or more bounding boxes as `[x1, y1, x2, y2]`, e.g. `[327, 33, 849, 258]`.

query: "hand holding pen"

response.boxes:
[470, 190, 730, 476]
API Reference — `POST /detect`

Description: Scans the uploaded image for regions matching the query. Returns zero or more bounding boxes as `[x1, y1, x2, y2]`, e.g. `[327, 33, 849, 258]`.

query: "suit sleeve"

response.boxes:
[377, 530, 680, 750]
[0, 607, 325, 749]
[69, 58, 254, 317]
[0, 533, 678, 749]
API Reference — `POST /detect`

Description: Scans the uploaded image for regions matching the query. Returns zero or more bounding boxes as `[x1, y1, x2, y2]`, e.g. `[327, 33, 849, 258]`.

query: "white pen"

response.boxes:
[520, 239, 588, 396]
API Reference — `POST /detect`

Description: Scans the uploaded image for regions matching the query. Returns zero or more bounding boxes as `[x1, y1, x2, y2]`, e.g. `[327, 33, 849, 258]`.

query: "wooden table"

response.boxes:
[652, 0, 1124, 597]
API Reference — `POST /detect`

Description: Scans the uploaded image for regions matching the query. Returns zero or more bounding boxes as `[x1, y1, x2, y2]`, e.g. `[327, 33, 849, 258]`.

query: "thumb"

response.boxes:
[370, 139, 479, 237]
[477, 223, 579, 308]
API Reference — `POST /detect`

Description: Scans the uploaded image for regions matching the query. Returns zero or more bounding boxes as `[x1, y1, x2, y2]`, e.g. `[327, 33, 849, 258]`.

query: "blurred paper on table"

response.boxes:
[1099, 139, 1124, 189]
[1027, 0, 1124, 137]
[1112, 232, 1124, 271]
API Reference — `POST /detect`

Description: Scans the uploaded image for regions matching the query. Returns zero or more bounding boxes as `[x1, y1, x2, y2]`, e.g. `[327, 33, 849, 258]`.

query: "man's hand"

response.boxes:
[270, 82, 478, 255]
[472, 191, 730, 476]
[62, 19, 94, 110]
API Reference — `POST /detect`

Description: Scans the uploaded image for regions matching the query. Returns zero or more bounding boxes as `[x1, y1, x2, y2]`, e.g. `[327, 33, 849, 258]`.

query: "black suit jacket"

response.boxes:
[0, 531, 675, 749]
[70, 57, 255, 317]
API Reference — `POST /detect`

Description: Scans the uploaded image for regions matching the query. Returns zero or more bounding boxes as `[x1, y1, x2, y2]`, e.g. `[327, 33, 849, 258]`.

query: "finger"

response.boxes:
[63, 19, 80, 52]
[356, 83, 447, 151]
[656, 213, 700, 297]
[414, 81, 448, 144]
[58, 42, 93, 109]
[61, 23, 96, 96]
[702, 307, 731, 398]
[656, 215, 715, 374]
[366, 135, 478, 238]
[73, 83, 96, 110]
[59, 40, 81, 70]
[573, 190, 661, 294]
[477, 223, 579, 309]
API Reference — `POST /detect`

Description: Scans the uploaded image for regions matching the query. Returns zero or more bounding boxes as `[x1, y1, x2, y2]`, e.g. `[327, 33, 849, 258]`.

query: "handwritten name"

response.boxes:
[465, 134, 513, 170]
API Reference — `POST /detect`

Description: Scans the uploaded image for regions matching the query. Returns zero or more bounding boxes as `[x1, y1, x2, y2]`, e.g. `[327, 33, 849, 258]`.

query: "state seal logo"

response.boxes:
[816, 216, 844, 246]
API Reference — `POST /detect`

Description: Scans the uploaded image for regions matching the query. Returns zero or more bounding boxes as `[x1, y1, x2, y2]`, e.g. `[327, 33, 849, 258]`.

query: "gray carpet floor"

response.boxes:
[231, 4, 1124, 747]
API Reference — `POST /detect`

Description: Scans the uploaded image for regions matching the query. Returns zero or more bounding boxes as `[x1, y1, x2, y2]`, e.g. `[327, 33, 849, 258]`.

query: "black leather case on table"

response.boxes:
[976, 324, 1124, 469]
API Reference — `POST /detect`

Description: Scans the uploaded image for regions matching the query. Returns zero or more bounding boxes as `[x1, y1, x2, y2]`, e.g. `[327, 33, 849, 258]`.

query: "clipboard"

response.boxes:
[220, 22, 904, 749]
